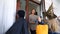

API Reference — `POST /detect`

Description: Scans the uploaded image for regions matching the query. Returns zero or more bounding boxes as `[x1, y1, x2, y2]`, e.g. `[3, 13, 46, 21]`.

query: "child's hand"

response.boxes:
[38, 17, 41, 22]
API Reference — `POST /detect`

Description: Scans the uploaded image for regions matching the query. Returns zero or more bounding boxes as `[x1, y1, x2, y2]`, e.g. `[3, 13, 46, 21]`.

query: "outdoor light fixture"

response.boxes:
[33, 0, 41, 3]
[38, 0, 41, 1]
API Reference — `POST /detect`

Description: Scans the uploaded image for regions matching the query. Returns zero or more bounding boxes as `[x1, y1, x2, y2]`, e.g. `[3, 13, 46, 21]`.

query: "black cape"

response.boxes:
[5, 18, 29, 34]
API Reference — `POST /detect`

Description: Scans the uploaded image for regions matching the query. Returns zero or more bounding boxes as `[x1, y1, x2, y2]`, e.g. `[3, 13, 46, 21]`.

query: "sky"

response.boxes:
[45, 0, 60, 17]
[53, 0, 60, 17]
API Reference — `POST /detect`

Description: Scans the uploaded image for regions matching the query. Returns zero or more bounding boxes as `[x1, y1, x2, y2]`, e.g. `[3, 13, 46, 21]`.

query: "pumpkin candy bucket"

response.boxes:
[36, 24, 48, 34]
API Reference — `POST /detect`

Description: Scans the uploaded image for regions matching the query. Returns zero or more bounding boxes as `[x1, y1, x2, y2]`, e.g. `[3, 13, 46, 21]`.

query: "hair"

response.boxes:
[31, 9, 37, 15]
[17, 10, 25, 18]
[17, 0, 20, 2]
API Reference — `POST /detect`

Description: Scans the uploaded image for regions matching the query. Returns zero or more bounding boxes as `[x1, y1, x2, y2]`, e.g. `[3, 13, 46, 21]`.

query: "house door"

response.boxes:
[16, 0, 29, 22]
[16, 0, 41, 22]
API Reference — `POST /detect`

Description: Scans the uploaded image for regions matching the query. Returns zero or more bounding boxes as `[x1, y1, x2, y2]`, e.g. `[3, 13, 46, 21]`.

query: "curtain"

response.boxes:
[0, 0, 16, 34]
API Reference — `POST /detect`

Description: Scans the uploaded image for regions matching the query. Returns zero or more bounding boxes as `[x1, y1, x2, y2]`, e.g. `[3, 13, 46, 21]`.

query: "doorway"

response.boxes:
[16, 0, 40, 22]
